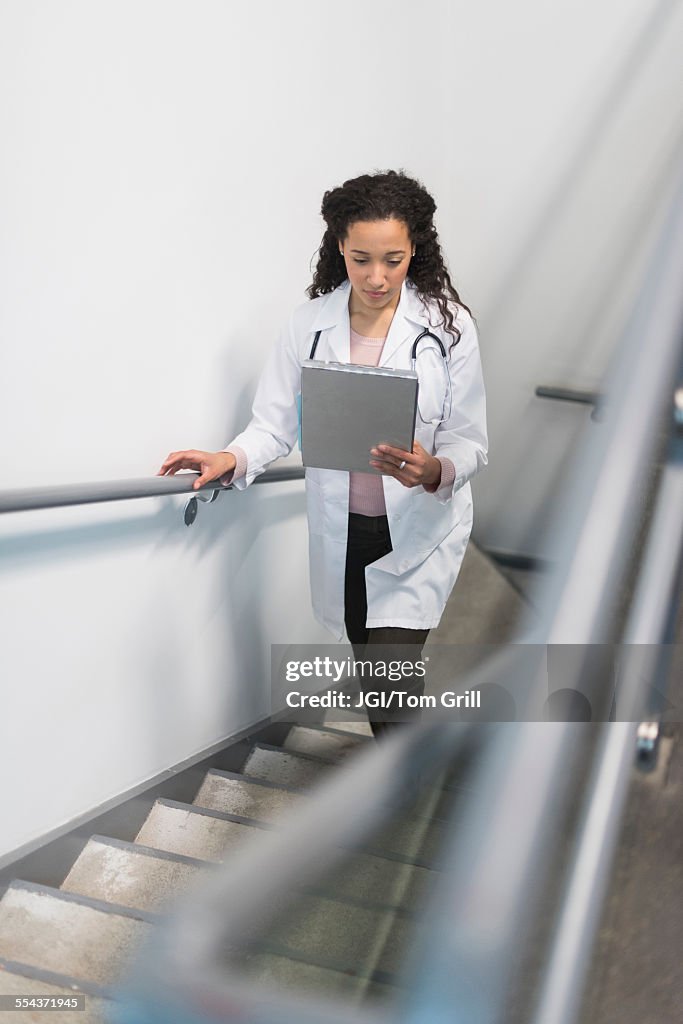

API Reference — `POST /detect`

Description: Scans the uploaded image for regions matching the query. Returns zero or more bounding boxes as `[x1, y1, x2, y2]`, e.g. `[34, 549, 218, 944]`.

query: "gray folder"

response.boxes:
[300, 360, 418, 473]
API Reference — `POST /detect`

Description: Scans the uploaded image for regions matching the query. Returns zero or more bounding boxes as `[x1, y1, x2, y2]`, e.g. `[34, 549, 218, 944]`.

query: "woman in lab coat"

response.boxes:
[158, 170, 488, 736]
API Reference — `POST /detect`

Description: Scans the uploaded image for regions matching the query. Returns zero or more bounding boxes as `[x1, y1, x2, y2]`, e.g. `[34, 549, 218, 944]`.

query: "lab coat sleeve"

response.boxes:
[222, 312, 302, 489]
[431, 313, 488, 504]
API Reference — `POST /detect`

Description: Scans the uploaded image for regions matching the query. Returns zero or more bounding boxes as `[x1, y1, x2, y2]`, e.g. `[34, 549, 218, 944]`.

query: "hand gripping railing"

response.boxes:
[111, 162, 683, 1024]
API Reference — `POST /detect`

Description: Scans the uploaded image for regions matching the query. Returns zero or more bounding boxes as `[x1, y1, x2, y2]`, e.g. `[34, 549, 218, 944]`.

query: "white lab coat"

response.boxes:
[227, 277, 488, 638]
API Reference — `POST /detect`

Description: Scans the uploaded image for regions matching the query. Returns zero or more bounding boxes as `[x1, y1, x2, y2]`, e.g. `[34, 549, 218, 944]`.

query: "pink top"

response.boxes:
[347, 328, 390, 515]
[220, 326, 455, 507]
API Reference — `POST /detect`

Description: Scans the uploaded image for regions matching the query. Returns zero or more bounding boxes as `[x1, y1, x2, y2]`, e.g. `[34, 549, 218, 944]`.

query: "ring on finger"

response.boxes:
[399, 459, 406, 470]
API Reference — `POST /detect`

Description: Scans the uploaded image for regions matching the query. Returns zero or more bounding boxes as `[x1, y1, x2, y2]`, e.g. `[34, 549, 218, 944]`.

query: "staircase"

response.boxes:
[0, 544, 529, 1022]
[0, 722, 463, 1022]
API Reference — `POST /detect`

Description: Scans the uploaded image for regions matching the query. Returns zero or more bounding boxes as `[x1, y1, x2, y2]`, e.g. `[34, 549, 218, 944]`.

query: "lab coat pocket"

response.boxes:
[409, 488, 466, 559]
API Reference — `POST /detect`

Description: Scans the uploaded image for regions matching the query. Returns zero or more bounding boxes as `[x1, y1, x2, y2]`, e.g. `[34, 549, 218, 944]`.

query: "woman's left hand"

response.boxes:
[370, 440, 441, 488]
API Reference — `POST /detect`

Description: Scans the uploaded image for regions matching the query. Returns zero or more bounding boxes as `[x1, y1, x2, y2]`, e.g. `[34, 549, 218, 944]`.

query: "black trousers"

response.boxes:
[344, 513, 429, 738]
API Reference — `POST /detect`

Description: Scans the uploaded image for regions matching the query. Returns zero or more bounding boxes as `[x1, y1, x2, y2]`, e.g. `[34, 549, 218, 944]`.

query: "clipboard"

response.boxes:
[300, 359, 418, 472]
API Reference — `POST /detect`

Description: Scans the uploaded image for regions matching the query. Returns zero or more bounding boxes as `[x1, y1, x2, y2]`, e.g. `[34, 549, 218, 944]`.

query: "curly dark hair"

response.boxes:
[307, 168, 473, 343]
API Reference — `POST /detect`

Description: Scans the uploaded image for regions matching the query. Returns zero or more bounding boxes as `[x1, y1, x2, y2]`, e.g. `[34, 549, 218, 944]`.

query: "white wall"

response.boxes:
[1, 0, 680, 859]
[462, 1, 683, 556]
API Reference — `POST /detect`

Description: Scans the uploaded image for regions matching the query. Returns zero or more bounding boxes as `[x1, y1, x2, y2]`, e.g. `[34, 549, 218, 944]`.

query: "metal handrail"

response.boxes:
[0, 465, 305, 515]
[535, 385, 601, 406]
[535, 384, 604, 421]
[530, 379, 683, 1024]
[408, 168, 683, 1024]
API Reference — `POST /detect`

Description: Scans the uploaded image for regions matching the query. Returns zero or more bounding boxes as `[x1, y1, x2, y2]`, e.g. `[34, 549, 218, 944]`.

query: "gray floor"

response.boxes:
[580, 724, 683, 1023]
[429, 542, 533, 646]
[580, 593, 683, 1023]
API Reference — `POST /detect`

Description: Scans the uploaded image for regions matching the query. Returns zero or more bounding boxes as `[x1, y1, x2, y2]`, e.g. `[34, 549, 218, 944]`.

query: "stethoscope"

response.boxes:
[309, 326, 458, 425]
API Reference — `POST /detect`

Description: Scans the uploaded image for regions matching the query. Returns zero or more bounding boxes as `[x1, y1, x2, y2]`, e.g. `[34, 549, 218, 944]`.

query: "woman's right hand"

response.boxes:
[157, 450, 237, 490]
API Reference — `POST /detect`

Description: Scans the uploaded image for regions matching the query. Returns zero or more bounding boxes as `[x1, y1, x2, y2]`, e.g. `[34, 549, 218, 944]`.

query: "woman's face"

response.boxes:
[340, 218, 413, 316]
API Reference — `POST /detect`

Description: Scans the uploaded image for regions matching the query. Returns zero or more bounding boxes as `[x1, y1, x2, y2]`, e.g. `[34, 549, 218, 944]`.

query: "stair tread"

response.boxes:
[134, 800, 269, 863]
[253, 891, 412, 977]
[134, 799, 432, 910]
[195, 772, 305, 822]
[240, 950, 395, 1002]
[61, 837, 205, 913]
[0, 885, 152, 987]
[196, 771, 445, 867]
[243, 743, 336, 787]
[0, 961, 110, 1023]
[283, 725, 367, 760]
[320, 717, 375, 736]
[0, 721, 448, 1011]
[325, 850, 431, 912]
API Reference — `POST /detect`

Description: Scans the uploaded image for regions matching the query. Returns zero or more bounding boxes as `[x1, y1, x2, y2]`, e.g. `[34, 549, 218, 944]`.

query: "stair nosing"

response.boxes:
[84, 835, 209, 869]
[4, 879, 161, 924]
[70, 837, 424, 916]
[153, 797, 275, 831]
[203, 768, 307, 795]
[253, 741, 462, 794]
[249, 741, 338, 765]
[202, 769, 452, 827]
[0, 955, 116, 1001]
[150, 799, 436, 871]
[359, 844, 439, 872]
[298, 884, 418, 919]
[287, 723, 372, 741]
[255, 939, 402, 991]
[68, 836, 428, 931]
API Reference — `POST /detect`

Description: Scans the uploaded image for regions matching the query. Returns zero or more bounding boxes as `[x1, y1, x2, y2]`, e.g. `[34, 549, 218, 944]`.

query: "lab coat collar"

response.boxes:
[308, 278, 436, 366]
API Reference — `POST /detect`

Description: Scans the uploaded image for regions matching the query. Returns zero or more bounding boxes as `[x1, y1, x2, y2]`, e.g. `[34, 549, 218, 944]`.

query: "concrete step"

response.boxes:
[132, 797, 433, 912]
[56, 826, 436, 972]
[195, 770, 446, 868]
[242, 743, 336, 788]
[195, 769, 306, 822]
[253, 891, 413, 979]
[326, 848, 432, 913]
[246, 738, 464, 807]
[321, 717, 374, 737]
[134, 798, 271, 862]
[61, 836, 206, 913]
[283, 725, 369, 760]
[240, 743, 452, 867]
[368, 814, 446, 869]
[240, 950, 394, 1003]
[0, 882, 153, 988]
[0, 734, 443, 1012]
[0, 957, 111, 1023]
